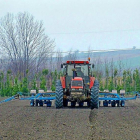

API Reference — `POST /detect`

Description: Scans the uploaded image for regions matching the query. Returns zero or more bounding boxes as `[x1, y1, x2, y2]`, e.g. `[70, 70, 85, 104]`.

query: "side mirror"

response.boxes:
[92, 64, 94, 68]
[61, 64, 63, 68]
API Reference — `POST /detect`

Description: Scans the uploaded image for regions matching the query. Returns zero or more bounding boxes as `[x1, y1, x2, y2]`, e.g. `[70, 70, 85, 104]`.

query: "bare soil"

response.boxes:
[0, 97, 8, 102]
[0, 99, 140, 140]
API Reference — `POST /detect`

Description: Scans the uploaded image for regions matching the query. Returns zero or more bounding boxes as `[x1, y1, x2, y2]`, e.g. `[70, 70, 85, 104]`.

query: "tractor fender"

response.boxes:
[90, 77, 95, 89]
[60, 76, 66, 88]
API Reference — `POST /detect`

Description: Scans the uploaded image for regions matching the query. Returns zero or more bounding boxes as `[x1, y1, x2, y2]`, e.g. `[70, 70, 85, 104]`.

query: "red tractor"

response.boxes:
[55, 59, 99, 109]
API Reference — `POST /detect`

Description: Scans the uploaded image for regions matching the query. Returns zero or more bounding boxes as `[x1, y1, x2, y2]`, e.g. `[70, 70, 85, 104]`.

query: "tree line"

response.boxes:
[93, 58, 140, 93]
[0, 69, 60, 96]
[1, 64, 140, 97]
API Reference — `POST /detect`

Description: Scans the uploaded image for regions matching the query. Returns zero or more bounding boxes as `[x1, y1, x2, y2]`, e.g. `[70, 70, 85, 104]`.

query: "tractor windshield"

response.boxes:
[67, 64, 88, 77]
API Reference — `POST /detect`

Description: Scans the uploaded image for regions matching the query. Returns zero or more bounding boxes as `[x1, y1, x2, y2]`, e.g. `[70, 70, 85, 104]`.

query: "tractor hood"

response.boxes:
[71, 77, 83, 89]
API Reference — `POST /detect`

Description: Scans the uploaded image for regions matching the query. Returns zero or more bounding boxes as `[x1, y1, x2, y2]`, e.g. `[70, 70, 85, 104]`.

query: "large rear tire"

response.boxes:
[91, 80, 99, 109]
[55, 80, 63, 108]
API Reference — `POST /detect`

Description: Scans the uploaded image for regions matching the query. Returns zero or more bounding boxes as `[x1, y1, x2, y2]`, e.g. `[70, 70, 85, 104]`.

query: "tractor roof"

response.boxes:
[66, 61, 89, 64]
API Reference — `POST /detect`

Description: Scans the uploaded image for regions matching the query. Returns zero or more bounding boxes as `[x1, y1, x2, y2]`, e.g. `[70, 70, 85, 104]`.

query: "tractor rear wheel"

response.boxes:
[90, 80, 99, 109]
[55, 80, 63, 108]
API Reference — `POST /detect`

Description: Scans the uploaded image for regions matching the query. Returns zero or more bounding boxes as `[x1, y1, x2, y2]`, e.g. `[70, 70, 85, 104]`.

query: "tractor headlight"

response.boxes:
[71, 88, 83, 91]
[79, 88, 83, 91]
[71, 88, 76, 91]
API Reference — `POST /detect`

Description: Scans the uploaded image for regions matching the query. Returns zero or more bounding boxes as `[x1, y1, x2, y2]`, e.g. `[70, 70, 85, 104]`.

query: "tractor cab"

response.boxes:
[60, 60, 94, 97]
[61, 60, 93, 89]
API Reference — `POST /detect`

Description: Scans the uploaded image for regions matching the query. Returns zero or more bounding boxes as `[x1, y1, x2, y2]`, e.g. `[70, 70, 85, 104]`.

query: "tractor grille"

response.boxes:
[71, 80, 83, 87]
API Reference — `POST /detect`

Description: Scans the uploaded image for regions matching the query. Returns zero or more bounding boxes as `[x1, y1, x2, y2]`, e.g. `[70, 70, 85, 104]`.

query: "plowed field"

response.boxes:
[0, 99, 140, 140]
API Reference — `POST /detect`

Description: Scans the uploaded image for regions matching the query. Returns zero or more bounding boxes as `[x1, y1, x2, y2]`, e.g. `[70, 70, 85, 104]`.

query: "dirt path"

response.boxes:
[0, 99, 140, 140]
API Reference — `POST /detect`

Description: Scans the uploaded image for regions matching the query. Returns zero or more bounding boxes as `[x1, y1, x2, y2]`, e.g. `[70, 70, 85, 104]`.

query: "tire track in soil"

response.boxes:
[48, 110, 64, 140]
[88, 109, 99, 140]
[88, 100, 140, 140]
[48, 108, 91, 140]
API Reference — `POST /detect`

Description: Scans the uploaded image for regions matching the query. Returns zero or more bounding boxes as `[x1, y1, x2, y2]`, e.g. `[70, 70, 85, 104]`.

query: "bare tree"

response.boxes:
[93, 56, 104, 81]
[56, 49, 63, 71]
[66, 49, 77, 61]
[104, 58, 109, 89]
[48, 51, 55, 72]
[0, 12, 55, 77]
[87, 46, 92, 59]
[117, 55, 123, 77]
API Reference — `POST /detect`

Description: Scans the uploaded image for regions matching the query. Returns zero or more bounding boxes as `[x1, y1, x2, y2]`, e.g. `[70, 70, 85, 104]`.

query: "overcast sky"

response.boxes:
[0, 0, 140, 52]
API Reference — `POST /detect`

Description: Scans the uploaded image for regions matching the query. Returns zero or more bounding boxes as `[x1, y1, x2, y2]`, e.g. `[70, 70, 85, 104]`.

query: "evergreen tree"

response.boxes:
[0, 72, 4, 96]
[21, 77, 28, 93]
[114, 68, 118, 89]
[105, 66, 109, 90]
[108, 77, 113, 92]
[99, 80, 104, 91]
[125, 70, 132, 92]
[12, 77, 19, 95]
[133, 69, 140, 92]
[123, 70, 127, 91]
[5, 70, 12, 96]
[40, 69, 49, 91]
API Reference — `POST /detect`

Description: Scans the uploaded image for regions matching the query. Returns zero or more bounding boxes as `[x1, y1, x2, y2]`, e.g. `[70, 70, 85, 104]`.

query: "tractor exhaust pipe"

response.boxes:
[73, 62, 76, 79]
[73, 70, 76, 79]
